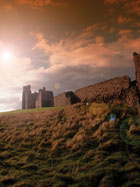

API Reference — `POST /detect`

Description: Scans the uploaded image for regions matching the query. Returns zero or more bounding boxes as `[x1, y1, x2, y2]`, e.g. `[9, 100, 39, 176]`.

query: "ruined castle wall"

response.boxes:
[54, 91, 80, 107]
[36, 92, 42, 108]
[30, 93, 38, 109]
[24, 92, 38, 109]
[24, 93, 30, 109]
[36, 91, 54, 108]
[22, 85, 32, 109]
[22, 86, 54, 109]
[42, 91, 54, 107]
[133, 52, 140, 91]
[46, 91, 54, 107]
[74, 75, 138, 107]
[54, 92, 72, 107]
[122, 83, 139, 107]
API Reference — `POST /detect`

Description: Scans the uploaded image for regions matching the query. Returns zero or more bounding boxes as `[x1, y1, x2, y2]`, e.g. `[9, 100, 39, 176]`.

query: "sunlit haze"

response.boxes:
[0, 0, 139, 111]
[1, 50, 13, 61]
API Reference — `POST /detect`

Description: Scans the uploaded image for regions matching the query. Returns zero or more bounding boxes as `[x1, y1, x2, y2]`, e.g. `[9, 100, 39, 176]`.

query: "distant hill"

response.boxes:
[0, 103, 140, 187]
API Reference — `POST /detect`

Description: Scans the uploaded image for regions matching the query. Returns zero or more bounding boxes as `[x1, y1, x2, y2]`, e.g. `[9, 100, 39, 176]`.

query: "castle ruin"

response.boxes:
[22, 86, 54, 109]
[22, 52, 140, 109]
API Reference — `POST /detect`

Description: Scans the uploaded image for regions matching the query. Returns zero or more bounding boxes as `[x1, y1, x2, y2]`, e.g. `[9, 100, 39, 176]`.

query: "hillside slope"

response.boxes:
[0, 103, 140, 187]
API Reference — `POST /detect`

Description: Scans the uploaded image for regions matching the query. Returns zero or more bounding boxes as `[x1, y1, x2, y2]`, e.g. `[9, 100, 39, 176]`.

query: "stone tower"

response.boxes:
[22, 85, 38, 109]
[133, 52, 140, 91]
[36, 87, 54, 108]
[22, 85, 31, 109]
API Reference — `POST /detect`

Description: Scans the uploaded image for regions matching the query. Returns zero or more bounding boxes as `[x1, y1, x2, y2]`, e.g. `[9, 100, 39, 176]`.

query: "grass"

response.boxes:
[0, 106, 64, 116]
[0, 103, 140, 186]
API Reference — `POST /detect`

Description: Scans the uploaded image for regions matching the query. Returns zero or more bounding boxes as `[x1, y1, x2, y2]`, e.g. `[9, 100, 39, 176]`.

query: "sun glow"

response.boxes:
[2, 51, 13, 61]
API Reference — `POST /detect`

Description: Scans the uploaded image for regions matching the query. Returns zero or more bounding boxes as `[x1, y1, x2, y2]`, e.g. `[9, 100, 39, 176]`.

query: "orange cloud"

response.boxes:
[28, 28, 140, 104]
[109, 28, 115, 33]
[104, 0, 122, 4]
[117, 15, 132, 24]
[124, 0, 140, 16]
[3, 4, 15, 12]
[118, 29, 132, 42]
[31, 25, 137, 72]
[105, 0, 140, 16]
[15, 0, 67, 8]
[118, 29, 132, 35]
[135, 22, 140, 27]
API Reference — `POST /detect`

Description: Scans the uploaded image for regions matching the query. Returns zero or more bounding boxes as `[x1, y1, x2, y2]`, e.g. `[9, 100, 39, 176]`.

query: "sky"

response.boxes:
[0, 0, 140, 111]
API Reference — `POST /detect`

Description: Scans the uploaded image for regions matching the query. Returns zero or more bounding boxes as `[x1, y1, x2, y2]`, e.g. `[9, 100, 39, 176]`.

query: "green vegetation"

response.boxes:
[0, 103, 140, 186]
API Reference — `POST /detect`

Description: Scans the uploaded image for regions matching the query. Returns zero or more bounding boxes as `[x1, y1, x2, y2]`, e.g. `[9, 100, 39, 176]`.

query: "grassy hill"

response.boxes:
[0, 103, 140, 187]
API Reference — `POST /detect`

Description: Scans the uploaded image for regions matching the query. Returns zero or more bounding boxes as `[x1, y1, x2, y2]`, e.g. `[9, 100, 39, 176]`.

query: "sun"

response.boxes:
[2, 51, 13, 61]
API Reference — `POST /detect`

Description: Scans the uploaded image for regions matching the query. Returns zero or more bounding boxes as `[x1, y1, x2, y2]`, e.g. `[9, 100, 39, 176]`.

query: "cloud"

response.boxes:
[117, 15, 132, 24]
[30, 26, 139, 98]
[109, 28, 115, 33]
[104, 0, 122, 4]
[124, 0, 140, 16]
[0, 95, 21, 112]
[3, 4, 15, 12]
[118, 29, 132, 36]
[135, 22, 140, 27]
[105, 0, 140, 17]
[32, 27, 136, 71]
[32, 31, 110, 68]
[14, 0, 67, 8]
